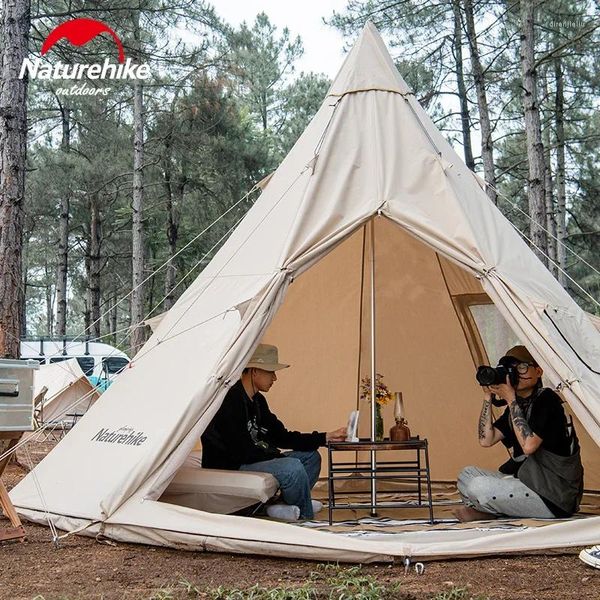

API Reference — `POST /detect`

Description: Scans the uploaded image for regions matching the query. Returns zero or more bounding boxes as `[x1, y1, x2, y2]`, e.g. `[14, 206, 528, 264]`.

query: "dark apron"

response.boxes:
[516, 392, 584, 515]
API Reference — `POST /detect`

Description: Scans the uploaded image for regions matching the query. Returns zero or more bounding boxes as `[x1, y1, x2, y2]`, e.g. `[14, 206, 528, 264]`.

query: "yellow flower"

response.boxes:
[360, 374, 392, 405]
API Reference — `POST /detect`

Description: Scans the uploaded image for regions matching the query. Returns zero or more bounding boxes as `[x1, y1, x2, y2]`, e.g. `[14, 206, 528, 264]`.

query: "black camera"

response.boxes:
[475, 364, 519, 387]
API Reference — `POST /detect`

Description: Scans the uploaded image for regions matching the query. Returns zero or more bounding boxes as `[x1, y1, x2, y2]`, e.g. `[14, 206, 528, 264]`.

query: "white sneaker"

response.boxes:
[579, 545, 600, 569]
[311, 499, 324, 514]
[266, 503, 300, 522]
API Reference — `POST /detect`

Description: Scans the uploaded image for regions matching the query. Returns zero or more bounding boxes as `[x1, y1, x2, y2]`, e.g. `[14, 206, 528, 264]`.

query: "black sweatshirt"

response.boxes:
[201, 380, 326, 470]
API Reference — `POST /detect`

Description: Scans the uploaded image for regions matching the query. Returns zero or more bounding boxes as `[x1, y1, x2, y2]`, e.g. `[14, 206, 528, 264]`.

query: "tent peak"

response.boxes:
[327, 22, 413, 98]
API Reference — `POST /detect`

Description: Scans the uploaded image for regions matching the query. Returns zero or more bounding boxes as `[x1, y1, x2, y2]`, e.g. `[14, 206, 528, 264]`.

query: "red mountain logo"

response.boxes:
[19, 17, 149, 91]
[41, 18, 125, 63]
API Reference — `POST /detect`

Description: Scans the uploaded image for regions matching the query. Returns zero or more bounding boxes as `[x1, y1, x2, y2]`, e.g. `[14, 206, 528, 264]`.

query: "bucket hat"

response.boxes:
[247, 344, 289, 372]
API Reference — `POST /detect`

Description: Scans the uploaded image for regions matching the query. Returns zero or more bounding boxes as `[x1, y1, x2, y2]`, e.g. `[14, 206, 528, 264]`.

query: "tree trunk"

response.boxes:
[261, 90, 268, 131]
[0, 0, 30, 358]
[88, 195, 101, 339]
[21, 236, 28, 337]
[164, 174, 184, 312]
[103, 293, 112, 340]
[110, 293, 118, 345]
[84, 254, 91, 334]
[130, 12, 146, 354]
[554, 55, 567, 287]
[451, 0, 475, 171]
[55, 104, 71, 336]
[164, 197, 179, 312]
[162, 115, 178, 312]
[463, 0, 497, 203]
[543, 129, 557, 273]
[541, 68, 557, 276]
[148, 243, 156, 315]
[520, 0, 548, 264]
[44, 256, 54, 336]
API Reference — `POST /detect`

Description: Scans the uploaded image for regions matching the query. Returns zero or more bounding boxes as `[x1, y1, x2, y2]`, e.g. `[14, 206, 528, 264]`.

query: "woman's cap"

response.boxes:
[502, 345, 537, 365]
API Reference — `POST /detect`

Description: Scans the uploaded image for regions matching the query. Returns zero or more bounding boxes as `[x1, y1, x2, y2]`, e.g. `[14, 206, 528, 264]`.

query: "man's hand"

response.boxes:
[326, 427, 347, 442]
[490, 375, 517, 405]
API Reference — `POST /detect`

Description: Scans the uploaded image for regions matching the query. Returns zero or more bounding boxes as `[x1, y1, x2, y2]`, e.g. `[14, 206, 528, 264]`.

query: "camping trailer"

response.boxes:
[10, 24, 600, 562]
[20, 338, 130, 384]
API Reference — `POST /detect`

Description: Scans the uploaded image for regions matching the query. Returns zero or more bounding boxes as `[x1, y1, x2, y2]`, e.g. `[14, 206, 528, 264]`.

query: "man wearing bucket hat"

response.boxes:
[201, 343, 347, 521]
[455, 345, 583, 522]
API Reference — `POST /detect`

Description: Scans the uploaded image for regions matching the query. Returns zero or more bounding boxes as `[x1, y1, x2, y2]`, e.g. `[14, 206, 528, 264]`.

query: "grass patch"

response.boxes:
[207, 583, 316, 599]
[192, 564, 413, 599]
[30, 565, 491, 600]
[163, 567, 490, 600]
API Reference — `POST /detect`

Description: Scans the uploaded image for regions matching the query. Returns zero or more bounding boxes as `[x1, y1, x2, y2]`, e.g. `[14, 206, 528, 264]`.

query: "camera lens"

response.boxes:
[476, 366, 497, 386]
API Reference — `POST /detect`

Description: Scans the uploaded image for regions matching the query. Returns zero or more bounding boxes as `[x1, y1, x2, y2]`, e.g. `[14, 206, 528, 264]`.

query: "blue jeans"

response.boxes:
[239, 450, 321, 519]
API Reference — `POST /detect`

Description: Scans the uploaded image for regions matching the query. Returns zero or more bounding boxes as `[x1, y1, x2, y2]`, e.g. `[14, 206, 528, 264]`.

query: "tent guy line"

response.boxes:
[141, 211, 252, 351]
[399, 80, 600, 298]
[50, 87, 343, 365]
[0, 383, 99, 464]
[18, 182, 262, 368]
[131, 308, 234, 364]
[505, 219, 600, 310]
[0, 188, 257, 400]
[346, 67, 600, 293]
[312, 95, 343, 158]
[22, 444, 60, 545]
[499, 189, 600, 281]
[401, 94, 442, 157]
[150, 164, 312, 351]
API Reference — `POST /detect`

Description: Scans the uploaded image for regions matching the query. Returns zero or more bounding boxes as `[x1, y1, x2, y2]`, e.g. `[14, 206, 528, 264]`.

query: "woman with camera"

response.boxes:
[455, 345, 583, 522]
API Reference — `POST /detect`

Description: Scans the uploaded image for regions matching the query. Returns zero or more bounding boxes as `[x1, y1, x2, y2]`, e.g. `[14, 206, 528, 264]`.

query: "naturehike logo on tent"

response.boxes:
[19, 18, 150, 96]
[92, 426, 148, 446]
[42, 18, 126, 63]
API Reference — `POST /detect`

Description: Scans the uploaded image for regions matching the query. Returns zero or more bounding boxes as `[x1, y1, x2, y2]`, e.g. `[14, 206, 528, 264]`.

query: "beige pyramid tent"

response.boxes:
[34, 358, 101, 424]
[11, 23, 600, 561]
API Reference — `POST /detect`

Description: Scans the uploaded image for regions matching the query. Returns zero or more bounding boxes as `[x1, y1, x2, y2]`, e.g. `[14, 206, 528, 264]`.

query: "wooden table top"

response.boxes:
[327, 438, 427, 451]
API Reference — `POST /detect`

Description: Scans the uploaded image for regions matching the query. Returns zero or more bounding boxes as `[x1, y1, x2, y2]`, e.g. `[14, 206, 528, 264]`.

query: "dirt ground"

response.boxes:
[1, 443, 599, 600]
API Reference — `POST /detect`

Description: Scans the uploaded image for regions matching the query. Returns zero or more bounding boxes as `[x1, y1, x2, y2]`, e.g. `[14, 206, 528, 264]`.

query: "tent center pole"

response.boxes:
[369, 219, 377, 517]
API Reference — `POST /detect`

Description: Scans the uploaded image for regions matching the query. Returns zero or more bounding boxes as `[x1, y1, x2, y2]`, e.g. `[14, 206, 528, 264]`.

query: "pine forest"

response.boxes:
[1, 0, 598, 359]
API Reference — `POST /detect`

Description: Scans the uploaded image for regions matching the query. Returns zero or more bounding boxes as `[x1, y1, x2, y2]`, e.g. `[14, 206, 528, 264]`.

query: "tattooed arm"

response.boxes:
[490, 377, 543, 455]
[508, 401, 543, 455]
[478, 388, 504, 447]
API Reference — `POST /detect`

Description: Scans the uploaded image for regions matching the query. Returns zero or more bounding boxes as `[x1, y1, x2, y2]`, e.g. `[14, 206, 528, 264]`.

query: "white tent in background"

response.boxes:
[34, 358, 101, 424]
[11, 23, 600, 561]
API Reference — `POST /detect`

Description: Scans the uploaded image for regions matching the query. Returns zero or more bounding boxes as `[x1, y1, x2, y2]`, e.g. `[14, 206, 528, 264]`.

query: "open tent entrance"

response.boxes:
[259, 215, 599, 489]
[161, 214, 600, 527]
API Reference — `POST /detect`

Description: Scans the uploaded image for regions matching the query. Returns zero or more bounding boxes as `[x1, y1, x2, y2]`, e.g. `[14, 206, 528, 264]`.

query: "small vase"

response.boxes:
[375, 403, 384, 441]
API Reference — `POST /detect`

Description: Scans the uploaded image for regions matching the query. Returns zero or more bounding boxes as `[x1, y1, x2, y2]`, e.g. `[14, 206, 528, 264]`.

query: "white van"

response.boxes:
[20, 338, 130, 383]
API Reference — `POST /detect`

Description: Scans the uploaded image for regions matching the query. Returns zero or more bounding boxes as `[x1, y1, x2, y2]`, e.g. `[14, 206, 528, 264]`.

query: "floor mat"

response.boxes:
[301, 484, 599, 537]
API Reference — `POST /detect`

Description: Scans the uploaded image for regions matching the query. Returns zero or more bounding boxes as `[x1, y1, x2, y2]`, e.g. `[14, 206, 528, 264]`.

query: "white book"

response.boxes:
[346, 410, 359, 442]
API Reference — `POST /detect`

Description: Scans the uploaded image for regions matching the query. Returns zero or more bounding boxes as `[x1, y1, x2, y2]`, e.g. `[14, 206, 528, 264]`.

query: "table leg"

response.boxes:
[327, 445, 333, 525]
[417, 446, 422, 505]
[370, 448, 377, 517]
[424, 442, 434, 524]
